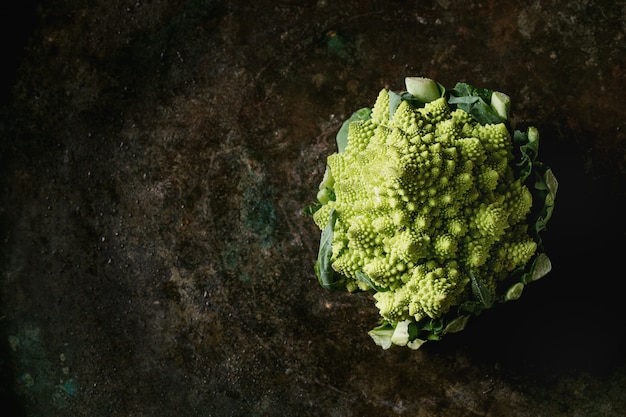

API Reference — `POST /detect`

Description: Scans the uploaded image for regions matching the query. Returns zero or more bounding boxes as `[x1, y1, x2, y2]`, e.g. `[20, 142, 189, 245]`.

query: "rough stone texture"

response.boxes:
[1, 1, 625, 416]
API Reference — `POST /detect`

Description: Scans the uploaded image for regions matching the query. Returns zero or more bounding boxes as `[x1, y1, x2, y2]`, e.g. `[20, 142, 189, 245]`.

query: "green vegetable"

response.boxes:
[308, 77, 557, 349]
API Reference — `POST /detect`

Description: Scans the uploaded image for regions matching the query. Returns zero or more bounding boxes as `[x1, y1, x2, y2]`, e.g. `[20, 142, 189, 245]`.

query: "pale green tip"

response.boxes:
[505, 282, 525, 301]
[316, 187, 331, 205]
[527, 126, 540, 142]
[528, 253, 552, 282]
[490, 91, 511, 121]
[407, 337, 426, 350]
[405, 77, 441, 103]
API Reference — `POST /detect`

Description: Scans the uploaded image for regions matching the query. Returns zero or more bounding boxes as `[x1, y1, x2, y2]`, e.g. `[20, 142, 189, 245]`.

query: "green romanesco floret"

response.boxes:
[311, 77, 557, 349]
[374, 260, 469, 322]
[371, 88, 391, 126]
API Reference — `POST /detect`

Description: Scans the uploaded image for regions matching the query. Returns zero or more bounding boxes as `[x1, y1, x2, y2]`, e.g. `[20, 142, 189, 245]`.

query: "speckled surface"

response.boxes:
[1, 1, 625, 416]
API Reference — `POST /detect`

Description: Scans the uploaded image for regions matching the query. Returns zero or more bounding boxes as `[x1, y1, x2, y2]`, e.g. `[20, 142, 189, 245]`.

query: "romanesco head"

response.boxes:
[311, 78, 556, 348]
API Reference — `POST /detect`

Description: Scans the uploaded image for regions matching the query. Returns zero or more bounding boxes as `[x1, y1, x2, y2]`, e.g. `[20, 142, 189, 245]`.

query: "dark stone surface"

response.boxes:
[1, 1, 625, 416]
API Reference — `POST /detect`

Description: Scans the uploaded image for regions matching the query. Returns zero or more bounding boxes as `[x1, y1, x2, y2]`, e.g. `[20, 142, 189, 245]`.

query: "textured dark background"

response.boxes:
[1, 1, 625, 416]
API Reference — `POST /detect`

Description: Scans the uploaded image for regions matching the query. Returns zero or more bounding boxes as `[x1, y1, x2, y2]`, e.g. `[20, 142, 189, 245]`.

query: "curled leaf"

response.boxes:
[390, 320, 411, 346]
[314, 209, 342, 290]
[368, 323, 395, 349]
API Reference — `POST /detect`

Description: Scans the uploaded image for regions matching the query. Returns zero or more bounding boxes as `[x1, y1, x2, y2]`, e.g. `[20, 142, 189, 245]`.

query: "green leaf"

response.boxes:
[408, 317, 445, 341]
[388, 90, 429, 119]
[532, 167, 557, 239]
[368, 322, 395, 349]
[513, 126, 558, 251]
[336, 107, 371, 153]
[390, 319, 411, 346]
[388, 90, 403, 119]
[408, 321, 419, 340]
[303, 203, 321, 216]
[515, 127, 540, 181]
[448, 82, 506, 125]
[418, 317, 444, 333]
[469, 270, 494, 308]
[459, 300, 487, 315]
[542, 168, 558, 224]
[514, 132, 533, 182]
[356, 271, 389, 292]
[316, 186, 335, 205]
[526, 253, 552, 282]
[505, 282, 525, 301]
[314, 208, 342, 290]
[443, 315, 470, 334]
[407, 337, 427, 350]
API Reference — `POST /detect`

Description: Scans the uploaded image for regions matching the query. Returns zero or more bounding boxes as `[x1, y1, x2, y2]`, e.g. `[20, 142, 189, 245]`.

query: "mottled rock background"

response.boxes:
[1, 1, 625, 416]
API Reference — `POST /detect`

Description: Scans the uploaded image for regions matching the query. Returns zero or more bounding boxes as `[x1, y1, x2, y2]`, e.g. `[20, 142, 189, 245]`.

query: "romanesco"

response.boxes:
[309, 77, 558, 348]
